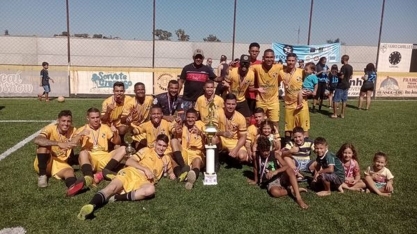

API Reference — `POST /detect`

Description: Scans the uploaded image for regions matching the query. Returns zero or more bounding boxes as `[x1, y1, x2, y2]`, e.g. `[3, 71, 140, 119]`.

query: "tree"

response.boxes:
[154, 29, 172, 41]
[93, 34, 103, 39]
[203, 34, 221, 42]
[175, 29, 190, 41]
[326, 38, 346, 45]
[4, 29, 9, 36]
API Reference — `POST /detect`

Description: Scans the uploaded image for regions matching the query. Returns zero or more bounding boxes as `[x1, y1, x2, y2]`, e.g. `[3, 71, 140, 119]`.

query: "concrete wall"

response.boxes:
[0, 36, 376, 70]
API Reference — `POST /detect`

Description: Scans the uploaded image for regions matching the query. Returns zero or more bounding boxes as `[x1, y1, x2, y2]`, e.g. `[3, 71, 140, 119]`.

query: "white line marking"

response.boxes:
[0, 120, 54, 123]
[0, 121, 55, 161]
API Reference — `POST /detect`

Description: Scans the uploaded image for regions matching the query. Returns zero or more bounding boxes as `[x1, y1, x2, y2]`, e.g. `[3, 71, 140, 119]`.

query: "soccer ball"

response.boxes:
[57, 96, 65, 103]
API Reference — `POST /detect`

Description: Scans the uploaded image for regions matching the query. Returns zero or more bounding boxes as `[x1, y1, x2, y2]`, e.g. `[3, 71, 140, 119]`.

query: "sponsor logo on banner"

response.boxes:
[272, 43, 340, 63]
[153, 72, 180, 95]
[376, 75, 417, 97]
[0, 71, 34, 94]
[377, 43, 413, 72]
[90, 72, 133, 92]
[347, 76, 366, 97]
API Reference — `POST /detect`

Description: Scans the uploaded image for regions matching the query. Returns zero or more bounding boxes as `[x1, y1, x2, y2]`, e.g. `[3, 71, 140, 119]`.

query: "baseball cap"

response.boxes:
[193, 49, 204, 57]
[240, 54, 250, 64]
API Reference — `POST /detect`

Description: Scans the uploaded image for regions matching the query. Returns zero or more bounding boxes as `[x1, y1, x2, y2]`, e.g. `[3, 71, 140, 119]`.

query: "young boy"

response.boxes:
[281, 127, 315, 181]
[363, 152, 394, 197]
[250, 136, 308, 209]
[309, 137, 345, 196]
[295, 62, 318, 110]
[38, 62, 54, 102]
[246, 108, 265, 160]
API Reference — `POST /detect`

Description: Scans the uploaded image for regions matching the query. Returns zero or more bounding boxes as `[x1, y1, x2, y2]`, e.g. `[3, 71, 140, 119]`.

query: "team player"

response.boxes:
[101, 82, 132, 145]
[246, 108, 266, 160]
[224, 54, 255, 123]
[251, 49, 283, 129]
[279, 53, 310, 142]
[171, 108, 206, 189]
[195, 80, 224, 125]
[246, 42, 262, 113]
[75, 108, 126, 187]
[214, 94, 248, 163]
[77, 134, 174, 220]
[179, 49, 217, 115]
[33, 110, 85, 196]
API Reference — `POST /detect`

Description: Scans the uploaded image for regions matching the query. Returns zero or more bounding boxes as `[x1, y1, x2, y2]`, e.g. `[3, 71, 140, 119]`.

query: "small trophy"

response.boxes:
[124, 132, 135, 157]
[203, 100, 218, 185]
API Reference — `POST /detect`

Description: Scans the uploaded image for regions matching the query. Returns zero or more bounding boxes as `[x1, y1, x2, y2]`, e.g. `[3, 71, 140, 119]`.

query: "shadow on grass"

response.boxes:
[0, 106, 5, 110]
[242, 170, 254, 180]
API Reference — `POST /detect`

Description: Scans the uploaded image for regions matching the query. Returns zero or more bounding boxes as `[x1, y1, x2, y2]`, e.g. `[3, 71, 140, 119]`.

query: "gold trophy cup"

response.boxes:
[203, 100, 218, 185]
[124, 132, 135, 157]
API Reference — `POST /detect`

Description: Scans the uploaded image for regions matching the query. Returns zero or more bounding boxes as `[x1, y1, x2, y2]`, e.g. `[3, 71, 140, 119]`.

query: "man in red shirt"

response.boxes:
[246, 42, 262, 115]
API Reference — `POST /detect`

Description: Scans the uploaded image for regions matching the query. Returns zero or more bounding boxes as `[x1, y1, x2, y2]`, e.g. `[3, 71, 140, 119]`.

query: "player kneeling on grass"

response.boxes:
[171, 108, 206, 189]
[74, 107, 126, 187]
[249, 136, 308, 209]
[77, 134, 174, 220]
[33, 110, 84, 196]
[309, 137, 345, 196]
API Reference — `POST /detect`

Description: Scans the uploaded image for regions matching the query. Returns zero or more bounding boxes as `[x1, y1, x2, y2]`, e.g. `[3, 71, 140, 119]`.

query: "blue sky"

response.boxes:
[0, 0, 416, 46]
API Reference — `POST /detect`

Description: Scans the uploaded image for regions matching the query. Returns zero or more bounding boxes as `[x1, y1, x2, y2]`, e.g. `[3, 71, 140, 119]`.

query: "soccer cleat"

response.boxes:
[185, 170, 196, 190]
[38, 175, 48, 188]
[77, 204, 94, 220]
[84, 176, 94, 188]
[178, 171, 188, 182]
[102, 169, 117, 181]
[93, 172, 104, 184]
[66, 179, 85, 197]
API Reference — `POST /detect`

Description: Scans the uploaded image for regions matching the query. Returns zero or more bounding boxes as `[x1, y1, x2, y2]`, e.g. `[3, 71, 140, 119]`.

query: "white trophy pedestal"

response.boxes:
[203, 144, 217, 185]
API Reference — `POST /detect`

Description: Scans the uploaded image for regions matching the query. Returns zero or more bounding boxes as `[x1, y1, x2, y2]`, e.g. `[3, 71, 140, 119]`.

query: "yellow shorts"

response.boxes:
[89, 150, 112, 172]
[33, 156, 72, 179]
[220, 137, 246, 152]
[256, 101, 280, 122]
[182, 149, 205, 166]
[284, 106, 310, 132]
[115, 167, 151, 193]
[132, 133, 146, 143]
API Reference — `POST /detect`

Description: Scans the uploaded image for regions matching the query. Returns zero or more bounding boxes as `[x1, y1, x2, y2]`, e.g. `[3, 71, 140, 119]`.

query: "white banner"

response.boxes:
[71, 71, 153, 95]
[377, 43, 413, 72]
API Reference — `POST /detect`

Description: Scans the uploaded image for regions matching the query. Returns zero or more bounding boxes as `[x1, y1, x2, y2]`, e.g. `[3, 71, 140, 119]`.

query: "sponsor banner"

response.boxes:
[0, 67, 69, 97]
[71, 71, 153, 95]
[272, 43, 340, 63]
[375, 75, 417, 97]
[377, 43, 413, 72]
[347, 75, 366, 97]
[153, 72, 182, 95]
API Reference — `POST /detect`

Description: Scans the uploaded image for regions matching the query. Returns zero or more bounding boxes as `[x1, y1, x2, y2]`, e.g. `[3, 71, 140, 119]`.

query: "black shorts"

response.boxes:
[236, 101, 251, 117]
[315, 82, 328, 99]
[329, 84, 337, 93]
[360, 81, 374, 92]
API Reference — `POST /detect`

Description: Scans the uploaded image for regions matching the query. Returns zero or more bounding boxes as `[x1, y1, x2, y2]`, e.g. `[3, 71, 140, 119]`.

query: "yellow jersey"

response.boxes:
[122, 95, 154, 125]
[180, 121, 205, 151]
[131, 147, 172, 181]
[195, 94, 224, 124]
[226, 67, 255, 103]
[75, 124, 114, 152]
[39, 124, 76, 160]
[252, 64, 283, 102]
[132, 119, 174, 148]
[101, 95, 133, 127]
[218, 111, 247, 140]
[279, 67, 305, 109]
[246, 124, 258, 143]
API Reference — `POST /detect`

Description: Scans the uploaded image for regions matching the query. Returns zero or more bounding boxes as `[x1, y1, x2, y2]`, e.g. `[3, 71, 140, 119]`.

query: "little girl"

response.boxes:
[252, 120, 281, 153]
[336, 143, 366, 192]
[364, 152, 394, 196]
[327, 65, 339, 108]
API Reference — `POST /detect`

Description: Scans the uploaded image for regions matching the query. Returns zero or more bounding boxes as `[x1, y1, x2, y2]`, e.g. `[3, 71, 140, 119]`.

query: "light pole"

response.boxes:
[65, 0, 71, 96]
[231, 0, 237, 60]
[374, 0, 386, 98]
[307, 0, 313, 45]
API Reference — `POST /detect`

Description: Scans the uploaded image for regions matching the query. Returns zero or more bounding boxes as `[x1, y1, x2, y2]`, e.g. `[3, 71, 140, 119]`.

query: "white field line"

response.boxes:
[0, 120, 54, 123]
[0, 120, 55, 161]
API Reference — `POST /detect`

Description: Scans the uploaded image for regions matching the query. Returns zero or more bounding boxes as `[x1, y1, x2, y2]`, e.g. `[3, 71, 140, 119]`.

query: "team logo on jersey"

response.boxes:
[102, 133, 106, 138]
[297, 76, 302, 82]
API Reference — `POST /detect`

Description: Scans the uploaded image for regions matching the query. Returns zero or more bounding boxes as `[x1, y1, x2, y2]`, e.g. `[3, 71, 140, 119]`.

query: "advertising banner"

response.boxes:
[375, 75, 417, 97]
[377, 43, 413, 72]
[153, 71, 182, 95]
[272, 43, 340, 63]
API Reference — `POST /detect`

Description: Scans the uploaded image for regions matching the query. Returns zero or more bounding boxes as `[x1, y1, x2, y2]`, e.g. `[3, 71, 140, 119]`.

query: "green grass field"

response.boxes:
[0, 98, 416, 234]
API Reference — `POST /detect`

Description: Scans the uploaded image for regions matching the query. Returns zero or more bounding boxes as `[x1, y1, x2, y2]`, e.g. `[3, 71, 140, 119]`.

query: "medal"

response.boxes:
[90, 126, 100, 151]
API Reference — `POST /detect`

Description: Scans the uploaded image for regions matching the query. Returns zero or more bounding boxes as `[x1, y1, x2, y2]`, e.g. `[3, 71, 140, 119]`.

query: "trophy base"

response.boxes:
[203, 172, 217, 185]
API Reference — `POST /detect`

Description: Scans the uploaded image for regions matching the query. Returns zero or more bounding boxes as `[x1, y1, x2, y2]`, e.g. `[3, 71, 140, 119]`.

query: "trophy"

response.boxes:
[124, 132, 135, 157]
[203, 100, 218, 185]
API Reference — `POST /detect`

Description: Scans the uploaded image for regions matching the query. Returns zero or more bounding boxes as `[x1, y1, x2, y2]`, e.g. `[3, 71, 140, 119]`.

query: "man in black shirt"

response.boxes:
[154, 80, 183, 123]
[178, 49, 217, 116]
[331, 55, 353, 119]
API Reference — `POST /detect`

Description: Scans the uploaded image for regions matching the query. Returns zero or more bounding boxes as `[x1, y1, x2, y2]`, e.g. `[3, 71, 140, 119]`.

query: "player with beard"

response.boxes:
[77, 134, 174, 220]
[153, 80, 183, 123]
[224, 54, 255, 124]
[101, 82, 132, 146]
[195, 80, 224, 125]
[246, 43, 262, 113]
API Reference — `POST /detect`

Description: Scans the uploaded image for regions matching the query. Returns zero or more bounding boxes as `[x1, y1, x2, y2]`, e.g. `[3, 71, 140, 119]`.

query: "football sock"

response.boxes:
[114, 191, 135, 201]
[192, 168, 200, 180]
[81, 164, 94, 177]
[37, 153, 50, 175]
[90, 191, 106, 207]
[104, 159, 119, 172]
[64, 177, 77, 188]
[173, 151, 185, 168]
[173, 166, 182, 177]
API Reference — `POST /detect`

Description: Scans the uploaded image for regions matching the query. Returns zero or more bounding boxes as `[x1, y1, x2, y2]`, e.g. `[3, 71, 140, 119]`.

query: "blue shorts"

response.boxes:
[293, 158, 313, 172]
[43, 85, 51, 93]
[333, 89, 348, 102]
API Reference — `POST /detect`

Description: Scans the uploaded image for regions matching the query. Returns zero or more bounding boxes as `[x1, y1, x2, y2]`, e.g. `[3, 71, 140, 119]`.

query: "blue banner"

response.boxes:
[272, 43, 341, 64]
